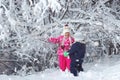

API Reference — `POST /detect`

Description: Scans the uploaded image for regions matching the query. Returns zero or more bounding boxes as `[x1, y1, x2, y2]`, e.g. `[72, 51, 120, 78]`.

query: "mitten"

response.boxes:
[64, 51, 69, 57]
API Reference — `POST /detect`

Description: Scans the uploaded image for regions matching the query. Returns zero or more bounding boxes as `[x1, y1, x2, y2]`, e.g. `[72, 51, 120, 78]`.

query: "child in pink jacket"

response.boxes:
[48, 25, 74, 71]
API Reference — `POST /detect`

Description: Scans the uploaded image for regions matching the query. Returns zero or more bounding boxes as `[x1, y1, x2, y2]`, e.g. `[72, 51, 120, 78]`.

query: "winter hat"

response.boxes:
[74, 33, 85, 42]
[62, 24, 70, 35]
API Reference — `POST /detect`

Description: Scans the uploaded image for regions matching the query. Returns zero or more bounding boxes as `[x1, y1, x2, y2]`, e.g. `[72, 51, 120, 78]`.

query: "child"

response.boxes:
[64, 33, 86, 76]
[48, 24, 74, 71]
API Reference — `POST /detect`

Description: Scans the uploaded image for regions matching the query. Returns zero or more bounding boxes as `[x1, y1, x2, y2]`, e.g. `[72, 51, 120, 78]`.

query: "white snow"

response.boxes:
[48, 0, 62, 12]
[0, 0, 120, 80]
[93, 41, 99, 46]
[0, 55, 120, 80]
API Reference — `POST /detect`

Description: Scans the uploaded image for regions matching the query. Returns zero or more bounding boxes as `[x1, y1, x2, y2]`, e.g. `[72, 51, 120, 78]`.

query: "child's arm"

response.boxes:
[63, 43, 77, 57]
[48, 36, 60, 44]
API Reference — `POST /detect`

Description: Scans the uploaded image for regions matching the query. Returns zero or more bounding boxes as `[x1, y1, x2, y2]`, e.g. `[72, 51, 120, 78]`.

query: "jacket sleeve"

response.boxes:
[48, 36, 60, 44]
[68, 43, 77, 56]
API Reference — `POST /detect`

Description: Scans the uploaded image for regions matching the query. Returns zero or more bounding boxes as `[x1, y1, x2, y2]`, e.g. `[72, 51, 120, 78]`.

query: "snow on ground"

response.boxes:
[0, 55, 120, 80]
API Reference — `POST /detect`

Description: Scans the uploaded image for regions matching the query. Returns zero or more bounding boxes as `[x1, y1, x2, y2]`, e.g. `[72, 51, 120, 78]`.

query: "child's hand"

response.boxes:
[48, 37, 53, 42]
[64, 52, 69, 57]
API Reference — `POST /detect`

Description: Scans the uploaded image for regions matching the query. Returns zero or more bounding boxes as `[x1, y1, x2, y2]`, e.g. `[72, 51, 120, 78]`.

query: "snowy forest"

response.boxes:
[0, 0, 120, 75]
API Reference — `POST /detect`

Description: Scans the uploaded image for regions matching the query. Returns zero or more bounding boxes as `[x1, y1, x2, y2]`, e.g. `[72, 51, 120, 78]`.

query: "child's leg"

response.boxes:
[58, 55, 66, 71]
[76, 62, 84, 72]
[66, 57, 71, 70]
[70, 61, 78, 76]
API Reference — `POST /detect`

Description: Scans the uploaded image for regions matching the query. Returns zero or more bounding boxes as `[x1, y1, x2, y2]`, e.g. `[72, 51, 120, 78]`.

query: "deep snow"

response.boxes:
[0, 55, 120, 80]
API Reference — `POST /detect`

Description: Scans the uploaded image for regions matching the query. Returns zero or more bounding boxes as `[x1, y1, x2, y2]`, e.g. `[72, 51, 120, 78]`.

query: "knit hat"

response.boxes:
[62, 24, 70, 35]
[74, 33, 85, 42]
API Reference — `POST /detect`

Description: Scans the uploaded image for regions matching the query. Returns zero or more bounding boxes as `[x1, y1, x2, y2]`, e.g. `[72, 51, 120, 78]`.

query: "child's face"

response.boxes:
[65, 32, 70, 38]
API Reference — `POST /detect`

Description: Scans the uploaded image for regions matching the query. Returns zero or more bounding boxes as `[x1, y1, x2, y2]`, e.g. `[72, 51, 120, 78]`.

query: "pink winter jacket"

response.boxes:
[48, 35, 75, 55]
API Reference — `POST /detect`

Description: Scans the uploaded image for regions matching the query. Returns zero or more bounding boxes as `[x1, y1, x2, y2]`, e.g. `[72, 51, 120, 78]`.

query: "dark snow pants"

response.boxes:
[70, 59, 83, 76]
